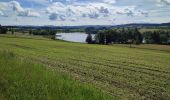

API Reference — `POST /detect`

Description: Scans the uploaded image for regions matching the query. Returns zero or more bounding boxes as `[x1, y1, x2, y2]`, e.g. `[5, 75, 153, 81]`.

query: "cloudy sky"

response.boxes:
[0, 0, 170, 26]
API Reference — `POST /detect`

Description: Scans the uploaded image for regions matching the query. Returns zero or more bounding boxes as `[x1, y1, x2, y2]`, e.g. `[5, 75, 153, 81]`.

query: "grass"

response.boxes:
[139, 28, 162, 33]
[0, 35, 170, 99]
[0, 50, 113, 100]
[112, 44, 170, 52]
[0, 33, 48, 40]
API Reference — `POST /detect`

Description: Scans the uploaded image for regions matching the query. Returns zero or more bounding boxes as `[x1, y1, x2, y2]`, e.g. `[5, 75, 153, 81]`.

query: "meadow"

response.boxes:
[0, 48, 113, 100]
[0, 35, 170, 99]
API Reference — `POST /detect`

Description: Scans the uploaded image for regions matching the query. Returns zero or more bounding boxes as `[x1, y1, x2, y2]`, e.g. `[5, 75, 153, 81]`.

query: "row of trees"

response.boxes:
[143, 30, 170, 44]
[86, 28, 170, 45]
[86, 28, 143, 44]
[0, 25, 8, 34]
[30, 29, 56, 36]
[95, 28, 143, 44]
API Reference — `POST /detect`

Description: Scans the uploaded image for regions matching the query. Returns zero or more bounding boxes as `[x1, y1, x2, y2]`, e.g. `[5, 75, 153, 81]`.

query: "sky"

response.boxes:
[0, 0, 170, 26]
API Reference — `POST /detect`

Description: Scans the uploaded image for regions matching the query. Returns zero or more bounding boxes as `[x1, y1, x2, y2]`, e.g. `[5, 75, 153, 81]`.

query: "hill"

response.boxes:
[0, 35, 170, 99]
[3, 22, 170, 30]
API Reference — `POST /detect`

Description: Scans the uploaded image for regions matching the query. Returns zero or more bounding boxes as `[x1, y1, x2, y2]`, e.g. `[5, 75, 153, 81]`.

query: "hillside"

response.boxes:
[0, 46, 113, 100]
[0, 35, 170, 99]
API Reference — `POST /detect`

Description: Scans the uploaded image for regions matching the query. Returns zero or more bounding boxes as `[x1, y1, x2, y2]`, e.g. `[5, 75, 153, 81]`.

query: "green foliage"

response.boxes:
[0, 25, 8, 34]
[32, 29, 56, 35]
[143, 30, 170, 44]
[86, 34, 93, 44]
[95, 28, 143, 44]
[95, 28, 170, 45]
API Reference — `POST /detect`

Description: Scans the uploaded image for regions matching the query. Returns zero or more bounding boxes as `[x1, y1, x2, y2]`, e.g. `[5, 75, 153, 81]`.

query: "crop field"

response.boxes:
[0, 50, 113, 100]
[0, 35, 170, 99]
[113, 44, 170, 52]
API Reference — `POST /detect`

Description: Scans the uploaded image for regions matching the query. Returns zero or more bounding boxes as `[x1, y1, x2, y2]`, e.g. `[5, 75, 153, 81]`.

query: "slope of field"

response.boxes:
[0, 35, 170, 99]
[0, 50, 113, 100]
[113, 44, 170, 52]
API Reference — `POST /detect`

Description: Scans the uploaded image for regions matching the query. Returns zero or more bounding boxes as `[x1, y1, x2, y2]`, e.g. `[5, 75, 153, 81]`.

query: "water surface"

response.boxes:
[56, 33, 95, 43]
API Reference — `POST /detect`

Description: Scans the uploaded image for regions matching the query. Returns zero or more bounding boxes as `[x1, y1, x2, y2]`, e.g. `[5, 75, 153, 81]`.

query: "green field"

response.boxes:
[0, 48, 113, 100]
[0, 35, 170, 99]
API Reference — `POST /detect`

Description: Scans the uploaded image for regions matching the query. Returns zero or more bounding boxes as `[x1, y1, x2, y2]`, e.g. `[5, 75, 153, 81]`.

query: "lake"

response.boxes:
[55, 33, 95, 43]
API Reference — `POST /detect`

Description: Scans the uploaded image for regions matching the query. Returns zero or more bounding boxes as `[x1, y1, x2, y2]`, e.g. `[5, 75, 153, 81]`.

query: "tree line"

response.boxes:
[86, 28, 170, 45]
[29, 29, 56, 36]
[143, 30, 170, 44]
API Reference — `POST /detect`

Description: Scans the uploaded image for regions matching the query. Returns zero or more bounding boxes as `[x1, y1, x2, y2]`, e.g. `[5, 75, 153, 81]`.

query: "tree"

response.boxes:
[95, 31, 105, 44]
[0, 25, 8, 34]
[86, 34, 93, 44]
[143, 30, 170, 44]
[152, 31, 160, 44]
[133, 28, 143, 45]
[29, 29, 33, 35]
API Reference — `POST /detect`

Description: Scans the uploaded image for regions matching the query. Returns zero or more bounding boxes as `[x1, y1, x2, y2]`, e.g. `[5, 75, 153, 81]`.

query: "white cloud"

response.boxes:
[70, 17, 77, 21]
[0, 1, 40, 18]
[50, 0, 117, 4]
[1, 0, 168, 26]
[103, 0, 117, 4]
[18, 10, 40, 17]
[49, 13, 66, 21]
[0, 2, 8, 17]
[158, 0, 170, 4]
[0, 2, 8, 10]
[46, 2, 148, 21]
[9, 1, 24, 12]
[25, 0, 50, 6]
[0, 10, 8, 17]
[0, 11, 5, 16]
[49, 13, 58, 20]
[156, 0, 170, 6]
